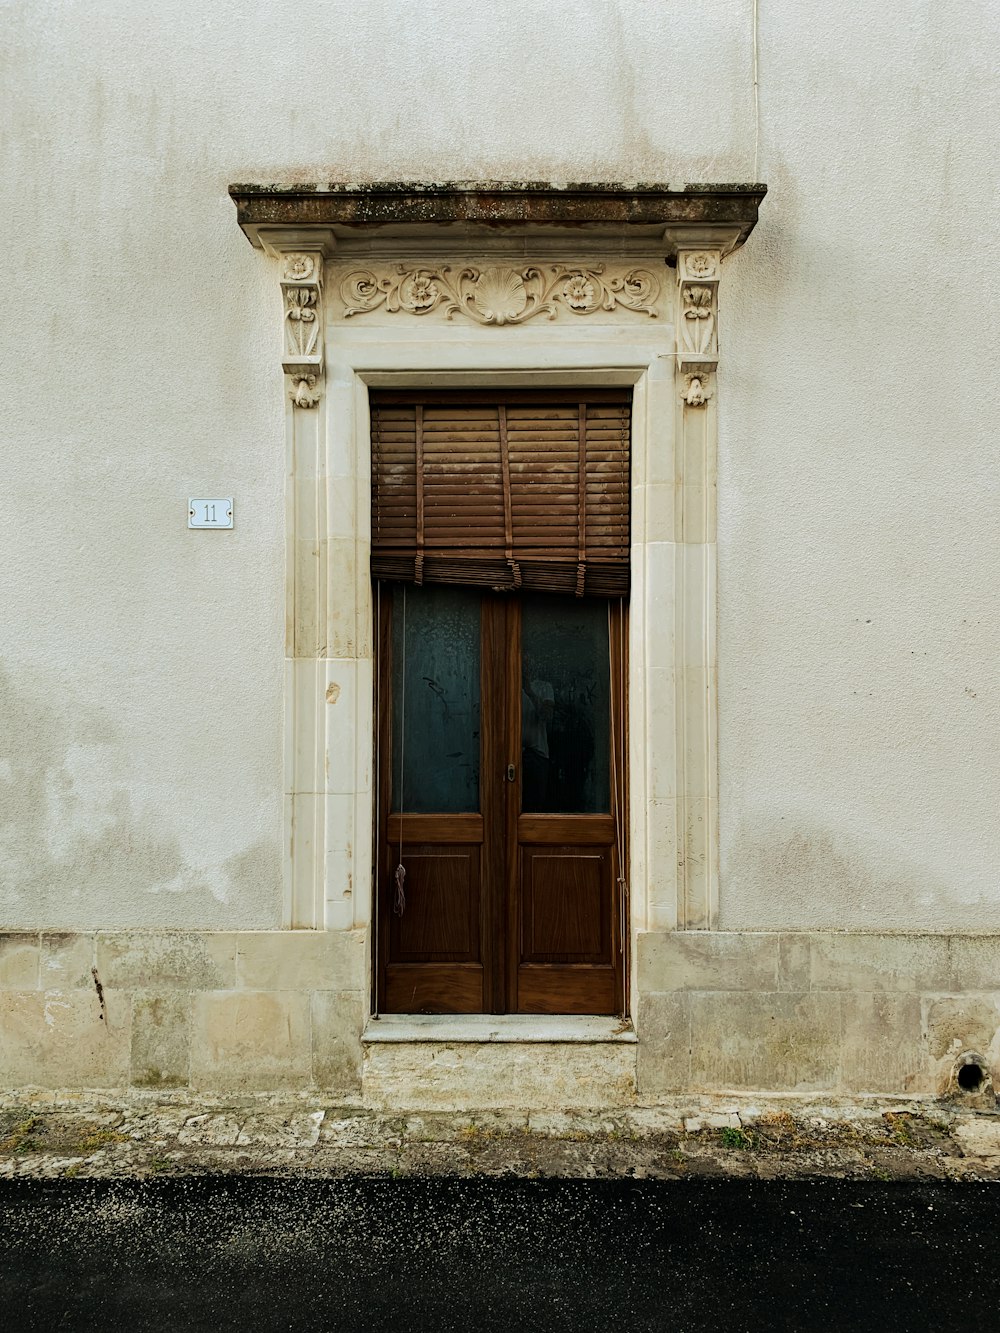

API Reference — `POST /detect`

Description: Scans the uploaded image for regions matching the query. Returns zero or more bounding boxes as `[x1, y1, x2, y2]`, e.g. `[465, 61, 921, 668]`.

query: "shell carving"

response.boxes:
[471, 268, 529, 324]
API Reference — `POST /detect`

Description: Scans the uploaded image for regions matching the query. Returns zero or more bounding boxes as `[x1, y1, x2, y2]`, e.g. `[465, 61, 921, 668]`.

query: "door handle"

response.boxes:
[506, 764, 516, 782]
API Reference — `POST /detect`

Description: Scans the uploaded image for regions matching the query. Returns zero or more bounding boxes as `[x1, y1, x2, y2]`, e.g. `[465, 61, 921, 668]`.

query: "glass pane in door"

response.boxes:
[521, 594, 611, 813]
[391, 584, 481, 813]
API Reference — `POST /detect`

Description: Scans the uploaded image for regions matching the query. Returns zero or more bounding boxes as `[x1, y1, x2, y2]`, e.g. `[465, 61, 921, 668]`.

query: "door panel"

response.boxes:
[520, 593, 611, 814]
[519, 846, 610, 960]
[511, 597, 623, 1014]
[378, 586, 493, 1014]
[391, 584, 481, 813]
[514, 964, 619, 1016]
[388, 814, 483, 843]
[377, 585, 625, 1016]
[385, 964, 484, 1015]
[517, 815, 614, 844]
[389, 848, 480, 958]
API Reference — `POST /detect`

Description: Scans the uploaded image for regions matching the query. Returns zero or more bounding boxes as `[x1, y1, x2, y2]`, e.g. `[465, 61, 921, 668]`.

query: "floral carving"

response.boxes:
[685, 252, 716, 279]
[563, 274, 597, 310]
[284, 285, 319, 358]
[402, 273, 439, 310]
[339, 264, 661, 324]
[291, 375, 320, 408]
[680, 283, 716, 356]
[283, 252, 317, 282]
[682, 374, 711, 407]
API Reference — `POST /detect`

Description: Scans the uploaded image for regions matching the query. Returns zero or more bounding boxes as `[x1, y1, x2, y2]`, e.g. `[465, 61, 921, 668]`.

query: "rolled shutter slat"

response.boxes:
[371, 389, 630, 596]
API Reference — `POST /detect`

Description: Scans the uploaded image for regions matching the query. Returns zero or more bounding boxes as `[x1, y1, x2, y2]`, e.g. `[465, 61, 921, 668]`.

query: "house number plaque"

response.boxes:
[188, 498, 234, 529]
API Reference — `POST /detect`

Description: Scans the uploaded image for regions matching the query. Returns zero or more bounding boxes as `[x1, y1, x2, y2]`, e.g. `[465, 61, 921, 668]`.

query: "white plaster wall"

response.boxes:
[718, 0, 1000, 928]
[0, 0, 997, 929]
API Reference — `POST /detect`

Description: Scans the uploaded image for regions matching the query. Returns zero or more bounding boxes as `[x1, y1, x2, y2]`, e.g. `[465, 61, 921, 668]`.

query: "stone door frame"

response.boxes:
[229, 183, 766, 1026]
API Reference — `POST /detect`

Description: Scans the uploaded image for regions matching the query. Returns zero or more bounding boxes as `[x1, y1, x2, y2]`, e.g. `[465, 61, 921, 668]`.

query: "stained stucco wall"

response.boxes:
[0, 0, 997, 930]
[717, 2, 1000, 927]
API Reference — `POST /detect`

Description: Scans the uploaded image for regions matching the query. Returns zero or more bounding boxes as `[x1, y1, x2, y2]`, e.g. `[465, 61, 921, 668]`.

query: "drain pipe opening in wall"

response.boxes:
[952, 1051, 994, 1102]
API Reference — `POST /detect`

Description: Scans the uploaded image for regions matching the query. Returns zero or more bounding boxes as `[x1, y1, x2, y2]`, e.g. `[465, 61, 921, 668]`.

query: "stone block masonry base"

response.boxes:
[1, 931, 999, 1110]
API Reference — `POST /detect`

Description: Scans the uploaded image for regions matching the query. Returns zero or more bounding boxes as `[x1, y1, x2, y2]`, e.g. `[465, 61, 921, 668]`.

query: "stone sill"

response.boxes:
[362, 1015, 637, 1044]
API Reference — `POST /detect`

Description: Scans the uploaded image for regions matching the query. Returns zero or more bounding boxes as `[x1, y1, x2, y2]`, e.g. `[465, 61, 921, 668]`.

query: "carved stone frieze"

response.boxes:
[280, 250, 325, 408]
[339, 264, 662, 325]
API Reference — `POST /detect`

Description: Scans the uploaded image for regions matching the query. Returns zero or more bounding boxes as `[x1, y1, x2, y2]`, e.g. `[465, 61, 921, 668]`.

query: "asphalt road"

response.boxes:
[2, 1177, 998, 1332]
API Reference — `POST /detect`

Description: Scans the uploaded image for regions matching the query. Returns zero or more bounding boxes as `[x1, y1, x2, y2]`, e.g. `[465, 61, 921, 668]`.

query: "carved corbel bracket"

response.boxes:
[662, 226, 740, 382]
[278, 250, 325, 408]
[676, 249, 722, 378]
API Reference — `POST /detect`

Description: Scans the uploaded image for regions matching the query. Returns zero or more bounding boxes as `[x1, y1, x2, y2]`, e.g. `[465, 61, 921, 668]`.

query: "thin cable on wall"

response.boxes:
[609, 408, 629, 1018]
[394, 584, 407, 917]
[373, 409, 383, 1012]
[752, 0, 760, 179]
[609, 599, 629, 1020]
[372, 577, 381, 1017]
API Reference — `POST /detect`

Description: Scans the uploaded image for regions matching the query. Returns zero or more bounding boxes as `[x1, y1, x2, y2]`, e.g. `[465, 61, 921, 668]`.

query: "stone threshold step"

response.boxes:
[362, 1015, 638, 1044]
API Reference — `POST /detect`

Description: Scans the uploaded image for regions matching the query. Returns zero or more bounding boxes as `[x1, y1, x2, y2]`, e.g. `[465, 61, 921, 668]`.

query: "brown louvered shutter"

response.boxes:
[370, 389, 630, 596]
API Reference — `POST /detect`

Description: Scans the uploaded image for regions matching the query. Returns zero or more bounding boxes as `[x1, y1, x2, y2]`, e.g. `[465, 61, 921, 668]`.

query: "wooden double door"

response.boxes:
[376, 584, 626, 1015]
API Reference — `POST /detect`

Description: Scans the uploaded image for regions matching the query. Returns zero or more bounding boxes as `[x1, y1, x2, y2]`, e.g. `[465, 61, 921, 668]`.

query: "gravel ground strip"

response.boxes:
[2, 1092, 999, 1181]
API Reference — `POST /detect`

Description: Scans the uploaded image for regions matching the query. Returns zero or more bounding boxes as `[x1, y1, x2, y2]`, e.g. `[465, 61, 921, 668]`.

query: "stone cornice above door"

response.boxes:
[228, 180, 767, 261]
[229, 181, 767, 406]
